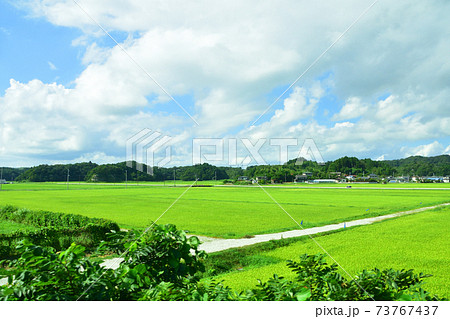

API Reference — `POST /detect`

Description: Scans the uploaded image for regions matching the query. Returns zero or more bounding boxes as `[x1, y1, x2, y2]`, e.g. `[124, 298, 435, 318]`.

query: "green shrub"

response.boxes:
[0, 205, 119, 231]
[0, 224, 445, 301]
[0, 206, 120, 258]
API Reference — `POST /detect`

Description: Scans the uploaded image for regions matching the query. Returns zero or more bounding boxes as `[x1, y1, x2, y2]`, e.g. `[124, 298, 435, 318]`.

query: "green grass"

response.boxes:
[216, 206, 450, 298]
[0, 184, 449, 238]
[281, 183, 450, 189]
[0, 220, 37, 234]
[2, 181, 449, 192]
[0, 180, 220, 191]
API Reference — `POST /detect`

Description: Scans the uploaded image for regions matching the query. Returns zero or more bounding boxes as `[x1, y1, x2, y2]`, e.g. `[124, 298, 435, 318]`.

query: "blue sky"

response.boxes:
[0, 2, 82, 91]
[0, 0, 449, 167]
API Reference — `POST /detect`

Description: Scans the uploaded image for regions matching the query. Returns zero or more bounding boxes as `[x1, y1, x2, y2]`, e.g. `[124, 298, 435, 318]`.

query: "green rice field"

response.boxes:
[0, 182, 449, 238]
[2, 181, 450, 191]
[0, 182, 449, 298]
[217, 206, 450, 298]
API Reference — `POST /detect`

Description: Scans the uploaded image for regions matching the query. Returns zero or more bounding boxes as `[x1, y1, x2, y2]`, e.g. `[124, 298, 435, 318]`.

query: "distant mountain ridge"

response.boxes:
[4, 154, 450, 183]
[383, 155, 450, 167]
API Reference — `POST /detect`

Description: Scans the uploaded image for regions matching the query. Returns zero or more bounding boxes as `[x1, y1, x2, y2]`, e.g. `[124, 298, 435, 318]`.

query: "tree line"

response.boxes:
[4, 155, 450, 183]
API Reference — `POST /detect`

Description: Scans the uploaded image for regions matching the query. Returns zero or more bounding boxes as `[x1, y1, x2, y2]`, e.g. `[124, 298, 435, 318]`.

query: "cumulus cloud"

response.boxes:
[0, 78, 185, 166]
[271, 84, 324, 126]
[1, 0, 449, 165]
[1, 79, 76, 155]
[332, 97, 368, 121]
[402, 141, 450, 157]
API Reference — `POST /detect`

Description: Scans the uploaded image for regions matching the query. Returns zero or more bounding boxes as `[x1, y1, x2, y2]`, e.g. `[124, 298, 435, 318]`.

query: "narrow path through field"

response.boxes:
[197, 202, 450, 253]
[97, 202, 450, 270]
[1, 202, 448, 281]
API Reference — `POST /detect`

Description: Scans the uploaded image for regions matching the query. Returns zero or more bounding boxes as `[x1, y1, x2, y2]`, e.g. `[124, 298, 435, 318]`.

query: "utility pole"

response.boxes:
[173, 170, 176, 187]
[0, 167, 3, 191]
[214, 170, 217, 184]
[125, 169, 128, 188]
[66, 168, 70, 190]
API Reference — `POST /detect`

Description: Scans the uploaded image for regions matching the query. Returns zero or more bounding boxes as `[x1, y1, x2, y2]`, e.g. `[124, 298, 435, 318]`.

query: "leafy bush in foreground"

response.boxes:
[0, 224, 444, 301]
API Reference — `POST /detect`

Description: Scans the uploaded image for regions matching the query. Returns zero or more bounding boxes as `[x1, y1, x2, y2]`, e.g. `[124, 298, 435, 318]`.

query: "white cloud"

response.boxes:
[402, 141, 450, 157]
[332, 97, 368, 121]
[81, 43, 111, 65]
[47, 61, 57, 70]
[270, 86, 320, 126]
[374, 95, 411, 123]
[0, 27, 11, 36]
[0, 78, 186, 166]
[240, 85, 450, 162]
[0, 79, 76, 156]
[52, 152, 123, 165]
[1, 0, 449, 165]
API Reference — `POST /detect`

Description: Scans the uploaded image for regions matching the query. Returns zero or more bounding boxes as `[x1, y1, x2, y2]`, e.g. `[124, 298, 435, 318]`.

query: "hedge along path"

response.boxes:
[95, 202, 450, 271]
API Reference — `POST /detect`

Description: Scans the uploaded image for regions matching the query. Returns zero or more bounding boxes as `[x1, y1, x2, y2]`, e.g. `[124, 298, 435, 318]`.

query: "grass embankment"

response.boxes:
[0, 184, 449, 238]
[214, 206, 450, 298]
[0, 220, 37, 234]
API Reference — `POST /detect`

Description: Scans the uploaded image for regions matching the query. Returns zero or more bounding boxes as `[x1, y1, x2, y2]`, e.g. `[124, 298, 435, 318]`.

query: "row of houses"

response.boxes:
[238, 173, 450, 184]
[411, 176, 450, 183]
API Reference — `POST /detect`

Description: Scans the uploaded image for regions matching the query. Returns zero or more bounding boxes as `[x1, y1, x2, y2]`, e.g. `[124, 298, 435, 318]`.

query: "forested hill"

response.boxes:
[14, 162, 98, 182]
[14, 162, 234, 183]
[0, 167, 28, 181]
[8, 154, 450, 183]
[383, 155, 450, 176]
